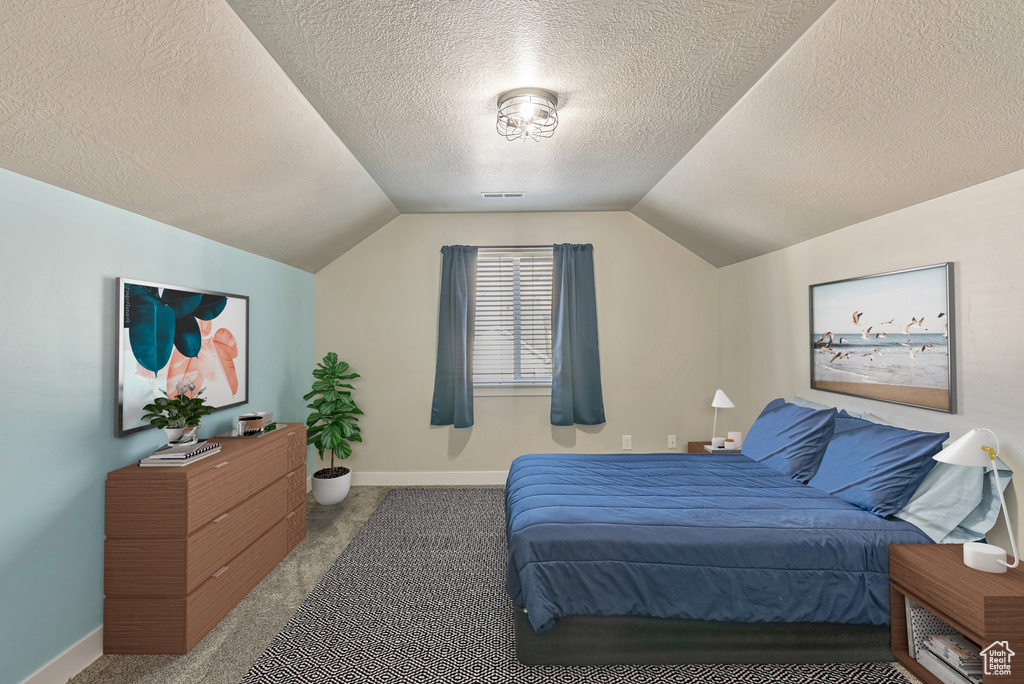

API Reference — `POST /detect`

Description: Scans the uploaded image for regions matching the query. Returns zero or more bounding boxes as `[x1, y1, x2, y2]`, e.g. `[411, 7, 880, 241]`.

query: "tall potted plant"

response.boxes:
[142, 382, 213, 444]
[304, 353, 362, 505]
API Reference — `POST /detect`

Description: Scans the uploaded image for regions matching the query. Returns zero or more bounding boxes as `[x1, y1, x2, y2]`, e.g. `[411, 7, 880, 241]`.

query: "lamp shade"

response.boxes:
[933, 428, 996, 467]
[711, 390, 734, 409]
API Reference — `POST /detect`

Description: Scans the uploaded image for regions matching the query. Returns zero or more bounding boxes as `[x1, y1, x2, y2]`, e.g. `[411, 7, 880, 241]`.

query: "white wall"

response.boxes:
[315, 212, 721, 476]
[718, 169, 1024, 548]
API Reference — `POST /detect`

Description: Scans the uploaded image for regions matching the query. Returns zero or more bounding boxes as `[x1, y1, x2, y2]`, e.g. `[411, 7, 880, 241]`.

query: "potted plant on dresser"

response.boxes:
[305, 352, 362, 505]
[141, 381, 213, 444]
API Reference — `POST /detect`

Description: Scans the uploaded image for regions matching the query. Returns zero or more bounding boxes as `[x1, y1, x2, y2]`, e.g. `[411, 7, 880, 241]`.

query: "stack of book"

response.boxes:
[139, 440, 222, 467]
[917, 634, 983, 684]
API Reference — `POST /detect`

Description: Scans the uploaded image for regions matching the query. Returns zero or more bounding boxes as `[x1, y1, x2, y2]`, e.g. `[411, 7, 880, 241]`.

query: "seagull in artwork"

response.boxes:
[909, 347, 920, 359]
[943, 323, 948, 339]
[852, 311, 864, 326]
[937, 313, 945, 319]
[830, 352, 850, 363]
[875, 332, 888, 339]
[901, 321, 914, 335]
[839, 337, 848, 344]
[860, 326, 873, 340]
[815, 331, 834, 347]
[899, 337, 913, 346]
[862, 353, 875, 362]
[881, 319, 895, 325]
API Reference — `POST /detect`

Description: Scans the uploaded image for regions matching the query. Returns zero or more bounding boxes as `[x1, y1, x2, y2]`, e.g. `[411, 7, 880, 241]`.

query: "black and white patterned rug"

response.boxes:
[242, 488, 910, 683]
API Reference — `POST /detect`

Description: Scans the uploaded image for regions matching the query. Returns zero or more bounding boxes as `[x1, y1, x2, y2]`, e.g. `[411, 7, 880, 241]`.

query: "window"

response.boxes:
[473, 247, 553, 386]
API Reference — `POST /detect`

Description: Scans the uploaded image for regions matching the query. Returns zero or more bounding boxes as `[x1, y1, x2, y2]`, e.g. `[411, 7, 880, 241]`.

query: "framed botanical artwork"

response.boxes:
[117, 278, 249, 435]
[808, 263, 956, 413]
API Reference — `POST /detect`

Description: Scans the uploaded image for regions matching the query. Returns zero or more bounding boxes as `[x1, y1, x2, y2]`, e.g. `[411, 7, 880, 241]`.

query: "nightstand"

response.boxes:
[687, 440, 742, 454]
[889, 543, 1024, 683]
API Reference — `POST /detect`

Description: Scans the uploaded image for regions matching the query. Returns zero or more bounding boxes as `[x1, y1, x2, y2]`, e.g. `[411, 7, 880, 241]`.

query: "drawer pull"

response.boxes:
[286, 511, 296, 519]
[214, 461, 230, 469]
[214, 513, 230, 523]
[213, 566, 229, 578]
[286, 471, 296, 477]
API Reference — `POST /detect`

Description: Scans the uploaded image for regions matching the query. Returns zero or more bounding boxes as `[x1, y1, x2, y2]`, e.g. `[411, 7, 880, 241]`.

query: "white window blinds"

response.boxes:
[473, 247, 553, 385]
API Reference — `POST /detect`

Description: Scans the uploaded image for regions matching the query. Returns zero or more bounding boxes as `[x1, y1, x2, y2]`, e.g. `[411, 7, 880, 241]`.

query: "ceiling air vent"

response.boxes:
[481, 192, 526, 199]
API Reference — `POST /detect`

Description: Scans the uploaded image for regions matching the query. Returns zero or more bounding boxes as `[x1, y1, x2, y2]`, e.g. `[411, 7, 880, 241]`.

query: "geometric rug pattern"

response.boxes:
[242, 488, 910, 683]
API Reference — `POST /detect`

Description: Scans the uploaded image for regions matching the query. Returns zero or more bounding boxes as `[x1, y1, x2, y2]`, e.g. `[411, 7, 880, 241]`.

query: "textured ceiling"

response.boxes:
[0, 0, 397, 273]
[225, 0, 834, 213]
[633, 0, 1024, 266]
[3, 1, 1023, 271]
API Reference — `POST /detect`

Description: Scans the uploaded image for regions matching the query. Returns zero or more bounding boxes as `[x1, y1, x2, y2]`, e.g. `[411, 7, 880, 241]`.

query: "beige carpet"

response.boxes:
[71, 486, 391, 684]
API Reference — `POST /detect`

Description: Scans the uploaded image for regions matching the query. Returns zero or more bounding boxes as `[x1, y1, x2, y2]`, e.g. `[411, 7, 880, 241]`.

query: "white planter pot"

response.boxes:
[311, 469, 352, 506]
[164, 427, 185, 443]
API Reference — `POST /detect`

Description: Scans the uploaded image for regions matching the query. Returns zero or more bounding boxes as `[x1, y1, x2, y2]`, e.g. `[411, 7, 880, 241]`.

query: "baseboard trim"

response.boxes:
[352, 471, 508, 486]
[21, 625, 102, 684]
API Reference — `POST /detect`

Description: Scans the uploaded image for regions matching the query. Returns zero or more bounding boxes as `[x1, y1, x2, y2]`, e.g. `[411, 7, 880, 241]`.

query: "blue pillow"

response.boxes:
[809, 416, 948, 517]
[834, 409, 874, 434]
[743, 399, 836, 483]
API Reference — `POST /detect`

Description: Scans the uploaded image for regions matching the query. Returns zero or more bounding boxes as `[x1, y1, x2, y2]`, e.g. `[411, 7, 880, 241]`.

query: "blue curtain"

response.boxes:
[430, 245, 478, 428]
[550, 244, 606, 426]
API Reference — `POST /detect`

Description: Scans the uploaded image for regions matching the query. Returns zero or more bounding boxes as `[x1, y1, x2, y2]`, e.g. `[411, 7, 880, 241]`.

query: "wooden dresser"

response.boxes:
[104, 423, 307, 654]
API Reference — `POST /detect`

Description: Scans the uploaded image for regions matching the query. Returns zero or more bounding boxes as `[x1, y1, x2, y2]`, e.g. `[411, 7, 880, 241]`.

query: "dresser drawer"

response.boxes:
[285, 502, 306, 549]
[105, 515, 292, 654]
[282, 427, 307, 471]
[106, 466, 305, 597]
[187, 443, 292, 533]
[186, 467, 304, 593]
[184, 514, 292, 651]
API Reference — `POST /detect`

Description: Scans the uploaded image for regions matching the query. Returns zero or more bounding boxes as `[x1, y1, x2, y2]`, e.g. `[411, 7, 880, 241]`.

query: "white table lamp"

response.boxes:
[711, 390, 734, 446]
[934, 428, 1019, 573]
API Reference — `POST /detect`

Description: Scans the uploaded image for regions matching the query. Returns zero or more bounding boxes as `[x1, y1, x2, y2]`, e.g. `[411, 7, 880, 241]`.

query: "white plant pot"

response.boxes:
[312, 469, 352, 506]
[163, 427, 185, 443]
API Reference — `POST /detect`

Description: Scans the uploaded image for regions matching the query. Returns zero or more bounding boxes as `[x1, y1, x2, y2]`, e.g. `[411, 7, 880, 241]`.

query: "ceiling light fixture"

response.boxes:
[496, 88, 558, 142]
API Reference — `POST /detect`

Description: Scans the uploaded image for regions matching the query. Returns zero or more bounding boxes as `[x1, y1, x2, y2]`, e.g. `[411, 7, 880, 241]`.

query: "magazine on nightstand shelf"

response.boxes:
[928, 634, 982, 674]
[917, 646, 982, 684]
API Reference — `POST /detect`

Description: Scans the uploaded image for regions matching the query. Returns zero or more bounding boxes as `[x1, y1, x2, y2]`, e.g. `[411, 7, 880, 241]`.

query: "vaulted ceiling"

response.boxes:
[2, 1, 1022, 272]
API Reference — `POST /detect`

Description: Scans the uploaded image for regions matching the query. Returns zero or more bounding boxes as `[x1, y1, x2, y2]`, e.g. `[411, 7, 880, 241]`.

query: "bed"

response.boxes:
[505, 399, 955, 665]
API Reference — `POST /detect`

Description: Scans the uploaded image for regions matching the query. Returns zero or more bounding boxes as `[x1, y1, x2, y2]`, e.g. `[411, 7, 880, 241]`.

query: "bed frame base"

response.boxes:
[514, 609, 892, 665]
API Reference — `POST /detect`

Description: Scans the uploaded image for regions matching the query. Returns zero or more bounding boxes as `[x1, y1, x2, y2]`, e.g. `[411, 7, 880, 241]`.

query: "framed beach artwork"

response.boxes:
[808, 263, 956, 413]
[117, 278, 249, 435]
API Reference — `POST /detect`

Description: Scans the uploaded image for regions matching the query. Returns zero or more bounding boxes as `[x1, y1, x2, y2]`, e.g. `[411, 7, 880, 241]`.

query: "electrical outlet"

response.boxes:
[668, 435, 676, 449]
[622, 435, 632, 450]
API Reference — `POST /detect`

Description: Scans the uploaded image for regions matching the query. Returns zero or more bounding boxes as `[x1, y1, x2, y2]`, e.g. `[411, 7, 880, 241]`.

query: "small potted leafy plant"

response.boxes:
[142, 381, 214, 444]
[304, 353, 362, 505]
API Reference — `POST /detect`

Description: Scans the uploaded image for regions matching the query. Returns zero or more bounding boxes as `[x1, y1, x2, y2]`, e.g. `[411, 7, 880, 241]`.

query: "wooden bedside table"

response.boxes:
[890, 544, 1024, 683]
[687, 440, 742, 454]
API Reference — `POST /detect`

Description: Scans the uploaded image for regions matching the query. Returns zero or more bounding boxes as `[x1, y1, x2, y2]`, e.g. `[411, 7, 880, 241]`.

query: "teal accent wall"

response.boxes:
[0, 169, 315, 684]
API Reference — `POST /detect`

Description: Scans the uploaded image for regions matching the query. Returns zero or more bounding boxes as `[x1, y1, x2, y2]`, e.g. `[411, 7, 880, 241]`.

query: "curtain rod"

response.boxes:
[479, 244, 551, 249]
[439, 244, 552, 253]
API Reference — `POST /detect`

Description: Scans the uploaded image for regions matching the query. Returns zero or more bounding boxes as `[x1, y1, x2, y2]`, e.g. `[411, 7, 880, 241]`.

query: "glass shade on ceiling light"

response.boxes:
[496, 88, 558, 141]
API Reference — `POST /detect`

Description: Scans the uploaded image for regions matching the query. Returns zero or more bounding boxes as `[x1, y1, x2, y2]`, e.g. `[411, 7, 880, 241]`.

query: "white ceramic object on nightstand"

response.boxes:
[963, 542, 1008, 574]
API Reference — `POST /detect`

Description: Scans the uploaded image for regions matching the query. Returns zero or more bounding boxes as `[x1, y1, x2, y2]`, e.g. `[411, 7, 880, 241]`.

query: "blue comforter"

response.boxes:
[505, 452, 932, 633]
